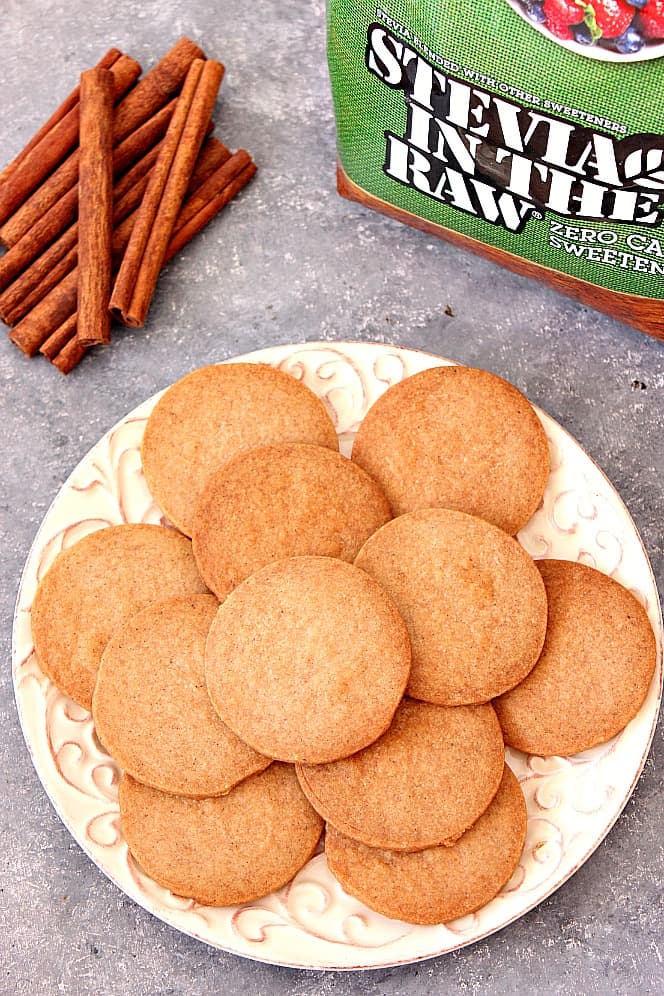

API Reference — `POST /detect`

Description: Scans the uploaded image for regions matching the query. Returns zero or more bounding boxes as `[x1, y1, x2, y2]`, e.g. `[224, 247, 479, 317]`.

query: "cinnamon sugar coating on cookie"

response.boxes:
[297, 698, 505, 850]
[325, 765, 527, 924]
[351, 365, 549, 535]
[192, 442, 391, 599]
[494, 559, 657, 756]
[119, 764, 323, 906]
[142, 363, 338, 536]
[205, 556, 411, 764]
[31, 524, 208, 710]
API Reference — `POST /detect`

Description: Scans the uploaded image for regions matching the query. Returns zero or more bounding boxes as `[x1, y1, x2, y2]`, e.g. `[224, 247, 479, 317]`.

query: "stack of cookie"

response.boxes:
[30, 362, 657, 923]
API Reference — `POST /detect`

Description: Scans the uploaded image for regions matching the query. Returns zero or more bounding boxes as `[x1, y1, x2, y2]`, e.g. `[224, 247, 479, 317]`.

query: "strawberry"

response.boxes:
[589, 0, 635, 37]
[543, 0, 585, 37]
[638, 0, 664, 38]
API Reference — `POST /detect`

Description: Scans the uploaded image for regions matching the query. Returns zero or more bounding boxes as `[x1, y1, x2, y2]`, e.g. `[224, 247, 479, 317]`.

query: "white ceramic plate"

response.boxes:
[12, 341, 662, 970]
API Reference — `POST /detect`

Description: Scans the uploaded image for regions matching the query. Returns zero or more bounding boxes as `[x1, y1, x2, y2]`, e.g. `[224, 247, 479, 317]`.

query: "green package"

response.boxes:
[327, 0, 664, 334]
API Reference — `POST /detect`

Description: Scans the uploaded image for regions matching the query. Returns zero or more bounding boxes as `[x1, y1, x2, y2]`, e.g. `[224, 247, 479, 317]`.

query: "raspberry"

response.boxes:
[545, 18, 575, 36]
[638, 0, 664, 37]
[543, 0, 585, 37]
[589, 0, 635, 37]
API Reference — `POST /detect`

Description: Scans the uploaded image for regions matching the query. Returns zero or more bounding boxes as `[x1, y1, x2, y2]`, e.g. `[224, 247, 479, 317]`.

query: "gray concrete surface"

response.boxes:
[1, 1, 663, 994]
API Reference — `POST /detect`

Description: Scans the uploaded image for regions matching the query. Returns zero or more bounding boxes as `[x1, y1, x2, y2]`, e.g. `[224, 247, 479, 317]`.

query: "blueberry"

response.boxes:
[615, 24, 644, 52]
[572, 22, 594, 44]
[523, 0, 547, 22]
[626, 0, 648, 9]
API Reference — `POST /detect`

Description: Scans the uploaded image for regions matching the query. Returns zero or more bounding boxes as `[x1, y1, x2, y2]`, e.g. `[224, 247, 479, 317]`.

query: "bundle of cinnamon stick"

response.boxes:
[0, 38, 256, 373]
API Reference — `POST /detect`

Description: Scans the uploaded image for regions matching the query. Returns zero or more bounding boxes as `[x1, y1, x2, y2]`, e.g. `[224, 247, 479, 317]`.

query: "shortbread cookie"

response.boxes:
[192, 443, 392, 599]
[31, 524, 208, 710]
[141, 363, 338, 536]
[494, 559, 657, 756]
[93, 595, 270, 797]
[297, 698, 505, 849]
[354, 508, 548, 705]
[205, 556, 411, 764]
[351, 365, 549, 534]
[325, 765, 527, 925]
[119, 763, 323, 906]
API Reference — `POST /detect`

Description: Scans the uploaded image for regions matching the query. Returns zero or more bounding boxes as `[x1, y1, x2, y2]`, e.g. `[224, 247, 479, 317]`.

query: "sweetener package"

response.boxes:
[328, 0, 664, 338]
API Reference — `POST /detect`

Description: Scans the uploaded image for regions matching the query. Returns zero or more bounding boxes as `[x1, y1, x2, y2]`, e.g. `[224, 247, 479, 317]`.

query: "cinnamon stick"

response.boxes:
[113, 145, 162, 206]
[165, 161, 256, 262]
[0, 100, 177, 250]
[0, 35, 202, 248]
[8, 143, 251, 367]
[8, 268, 77, 357]
[0, 244, 78, 327]
[0, 152, 78, 249]
[8, 137, 234, 357]
[0, 185, 78, 293]
[111, 59, 223, 327]
[76, 69, 114, 347]
[40, 313, 78, 360]
[0, 38, 205, 246]
[16, 146, 253, 369]
[112, 37, 205, 145]
[180, 135, 230, 188]
[48, 152, 256, 373]
[0, 115, 181, 311]
[113, 123, 217, 226]
[166, 150, 253, 259]
[110, 136, 227, 264]
[0, 54, 140, 228]
[0, 127, 218, 326]
[112, 100, 179, 178]
[0, 48, 120, 188]
[52, 335, 88, 375]
[0, 49, 120, 218]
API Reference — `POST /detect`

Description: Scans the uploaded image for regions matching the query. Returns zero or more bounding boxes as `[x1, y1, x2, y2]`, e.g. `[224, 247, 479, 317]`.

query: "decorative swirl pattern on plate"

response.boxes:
[12, 342, 662, 970]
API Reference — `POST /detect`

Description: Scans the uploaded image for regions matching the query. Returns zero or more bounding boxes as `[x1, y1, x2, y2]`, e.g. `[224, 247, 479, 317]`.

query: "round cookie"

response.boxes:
[296, 698, 505, 850]
[205, 556, 411, 764]
[92, 595, 270, 797]
[494, 559, 657, 756]
[192, 442, 392, 599]
[325, 765, 527, 925]
[354, 508, 548, 706]
[119, 763, 323, 905]
[31, 524, 208, 710]
[141, 363, 339, 536]
[351, 365, 550, 535]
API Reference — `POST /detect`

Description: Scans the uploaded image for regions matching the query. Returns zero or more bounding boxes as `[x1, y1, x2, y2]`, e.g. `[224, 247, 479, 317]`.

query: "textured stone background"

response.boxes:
[1, 1, 663, 993]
